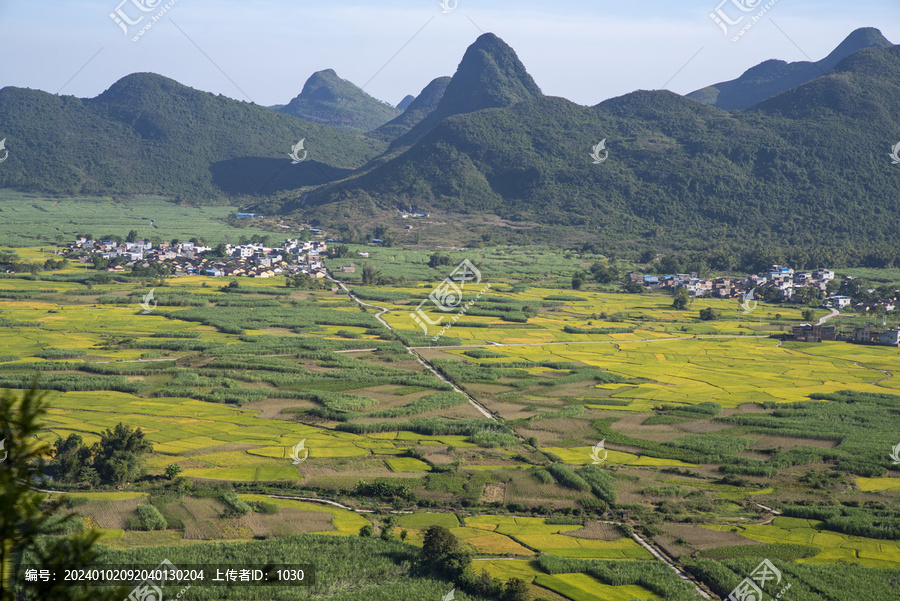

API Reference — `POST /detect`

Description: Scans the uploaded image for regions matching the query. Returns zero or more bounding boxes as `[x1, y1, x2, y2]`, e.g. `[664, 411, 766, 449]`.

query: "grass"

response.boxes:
[535, 573, 663, 601]
[856, 477, 900, 491]
[0, 194, 282, 246]
[704, 517, 900, 569]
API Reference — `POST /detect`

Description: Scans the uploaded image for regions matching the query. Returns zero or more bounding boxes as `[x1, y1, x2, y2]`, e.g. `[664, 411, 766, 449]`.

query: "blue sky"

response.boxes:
[1, 0, 898, 107]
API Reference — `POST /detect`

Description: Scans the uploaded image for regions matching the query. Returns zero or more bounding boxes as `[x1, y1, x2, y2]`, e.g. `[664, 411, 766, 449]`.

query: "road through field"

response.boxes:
[327, 274, 495, 420]
[818, 308, 840, 325]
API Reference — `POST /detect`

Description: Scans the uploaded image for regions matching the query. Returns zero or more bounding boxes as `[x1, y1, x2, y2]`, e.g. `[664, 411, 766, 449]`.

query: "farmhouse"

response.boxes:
[791, 324, 836, 343]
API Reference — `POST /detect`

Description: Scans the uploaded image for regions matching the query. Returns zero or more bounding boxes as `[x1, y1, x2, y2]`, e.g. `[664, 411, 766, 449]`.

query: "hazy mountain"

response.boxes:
[275, 69, 401, 133]
[282, 39, 900, 249]
[687, 27, 892, 110]
[0, 73, 387, 198]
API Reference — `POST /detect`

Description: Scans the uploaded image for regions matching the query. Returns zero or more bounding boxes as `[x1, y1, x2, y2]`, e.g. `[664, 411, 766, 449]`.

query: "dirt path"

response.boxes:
[817, 308, 840, 325]
[327, 273, 495, 421]
[630, 529, 713, 599]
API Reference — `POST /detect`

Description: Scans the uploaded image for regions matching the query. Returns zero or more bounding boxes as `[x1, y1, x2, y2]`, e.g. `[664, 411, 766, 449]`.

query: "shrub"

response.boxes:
[547, 463, 590, 492]
[34, 348, 87, 360]
[135, 505, 167, 531]
[219, 491, 252, 517]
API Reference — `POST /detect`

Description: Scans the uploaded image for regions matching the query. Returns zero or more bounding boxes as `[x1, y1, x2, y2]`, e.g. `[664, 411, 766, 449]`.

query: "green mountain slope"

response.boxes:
[0, 73, 387, 199]
[276, 69, 401, 133]
[289, 41, 900, 249]
[687, 27, 892, 110]
[391, 33, 542, 148]
[371, 77, 451, 144]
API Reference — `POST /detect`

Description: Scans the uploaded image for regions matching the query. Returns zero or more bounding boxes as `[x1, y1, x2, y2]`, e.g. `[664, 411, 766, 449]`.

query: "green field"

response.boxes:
[2, 235, 900, 601]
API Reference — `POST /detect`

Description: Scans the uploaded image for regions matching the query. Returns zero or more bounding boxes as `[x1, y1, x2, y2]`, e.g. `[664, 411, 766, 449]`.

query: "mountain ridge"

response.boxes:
[687, 27, 892, 110]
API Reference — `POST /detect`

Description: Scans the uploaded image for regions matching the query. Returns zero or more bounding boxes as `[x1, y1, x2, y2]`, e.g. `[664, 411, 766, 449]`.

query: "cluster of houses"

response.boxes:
[63, 237, 330, 279]
[789, 323, 900, 347]
[634, 265, 836, 302]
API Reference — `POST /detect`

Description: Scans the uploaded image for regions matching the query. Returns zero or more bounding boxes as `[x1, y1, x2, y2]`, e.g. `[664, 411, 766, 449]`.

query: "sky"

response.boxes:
[1, 0, 898, 108]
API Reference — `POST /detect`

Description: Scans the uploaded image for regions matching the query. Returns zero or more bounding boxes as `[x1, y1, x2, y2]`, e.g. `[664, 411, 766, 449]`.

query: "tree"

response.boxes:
[428, 253, 453, 268]
[359, 523, 374, 537]
[802, 309, 816, 322]
[590, 260, 620, 283]
[329, 245, 351, 259]
[48, 434, 92, 483]
[422, 525, 460, 566]
[0, 384, 128, 600]
[571, 273, 584, 290]
[699, 307, 720, 321]
[126, 230, 138, 243]
[361, 263, 382, 285]
[624, 279, 645, 294]
[672, 287, 690, 310]
[501, 578, 531, 601]
[164, 463, 183, 479]
[91, 423, 153, 485]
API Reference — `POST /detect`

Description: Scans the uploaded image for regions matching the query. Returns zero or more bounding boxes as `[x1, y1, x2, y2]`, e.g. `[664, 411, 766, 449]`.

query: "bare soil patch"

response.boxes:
[562, 521, 624, 541]
[661, 523, 761, 550]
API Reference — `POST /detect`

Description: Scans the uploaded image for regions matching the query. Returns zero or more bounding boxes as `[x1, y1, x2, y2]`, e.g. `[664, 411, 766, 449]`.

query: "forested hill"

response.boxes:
[274, 69, 402, 133]
[0, 73, 386, 199]
[279, 40, 900, 251]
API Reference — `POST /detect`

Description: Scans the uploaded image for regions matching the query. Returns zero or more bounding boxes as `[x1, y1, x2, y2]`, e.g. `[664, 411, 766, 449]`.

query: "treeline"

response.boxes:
[782, 504, 900, 540]
[47, 424, 152, 486]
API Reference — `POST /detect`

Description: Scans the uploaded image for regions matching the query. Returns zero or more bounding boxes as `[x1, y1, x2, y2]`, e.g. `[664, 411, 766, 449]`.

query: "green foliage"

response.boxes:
[0, 73, 386, 199]
[668, 434, 750, 457]
[219, 492, 252, 517]
[576, 465, 617, 505]
[92, 423, 153, 485]
[33, 348, 87, 360]
[466, 430, 518, 448]
[782, 504, 900, 540]
[462, 349, 506, 359]
[562, 325, 635, 334]
[134, 505, 167, 531]
[672, 288, 690, 310]
[1, 384, 128, 601]
[546, 463, 590, 492]
[164, 463, 183, 479]
[699, 307, 720, 321]
[700, 542, 818, 561]
[276, 69, 402, 133]
[689, 557, 900, 601]
[353, 479, 414, 502]
[539, 555, 701, 600]
[720, 390, 900, 477]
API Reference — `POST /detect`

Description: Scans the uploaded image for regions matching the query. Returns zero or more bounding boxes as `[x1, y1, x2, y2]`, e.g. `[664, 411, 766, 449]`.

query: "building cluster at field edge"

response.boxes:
[633, 265, 836, 300]
[62, 237, 329, 279]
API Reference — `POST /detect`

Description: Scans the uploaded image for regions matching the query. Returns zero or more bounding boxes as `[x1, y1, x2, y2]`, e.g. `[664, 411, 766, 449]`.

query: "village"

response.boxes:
[633, 264, 900, 347]
[633, 265, 837, 300]
[62, 236, 331, 279]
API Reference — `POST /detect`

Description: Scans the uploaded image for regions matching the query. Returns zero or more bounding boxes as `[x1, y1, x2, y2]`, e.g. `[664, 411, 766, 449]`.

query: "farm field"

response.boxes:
[1, 247, 899, 601]
[0, 192, 282, 246]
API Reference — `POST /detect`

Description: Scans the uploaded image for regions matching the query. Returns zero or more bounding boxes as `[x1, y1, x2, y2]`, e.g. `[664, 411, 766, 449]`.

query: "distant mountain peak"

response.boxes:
[276, 69, 400, 133]
[390, 33, 542, 147]
[687, 26, 892, 110]
[396, 95, 415, 111]
[437, 32, 542, 116]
